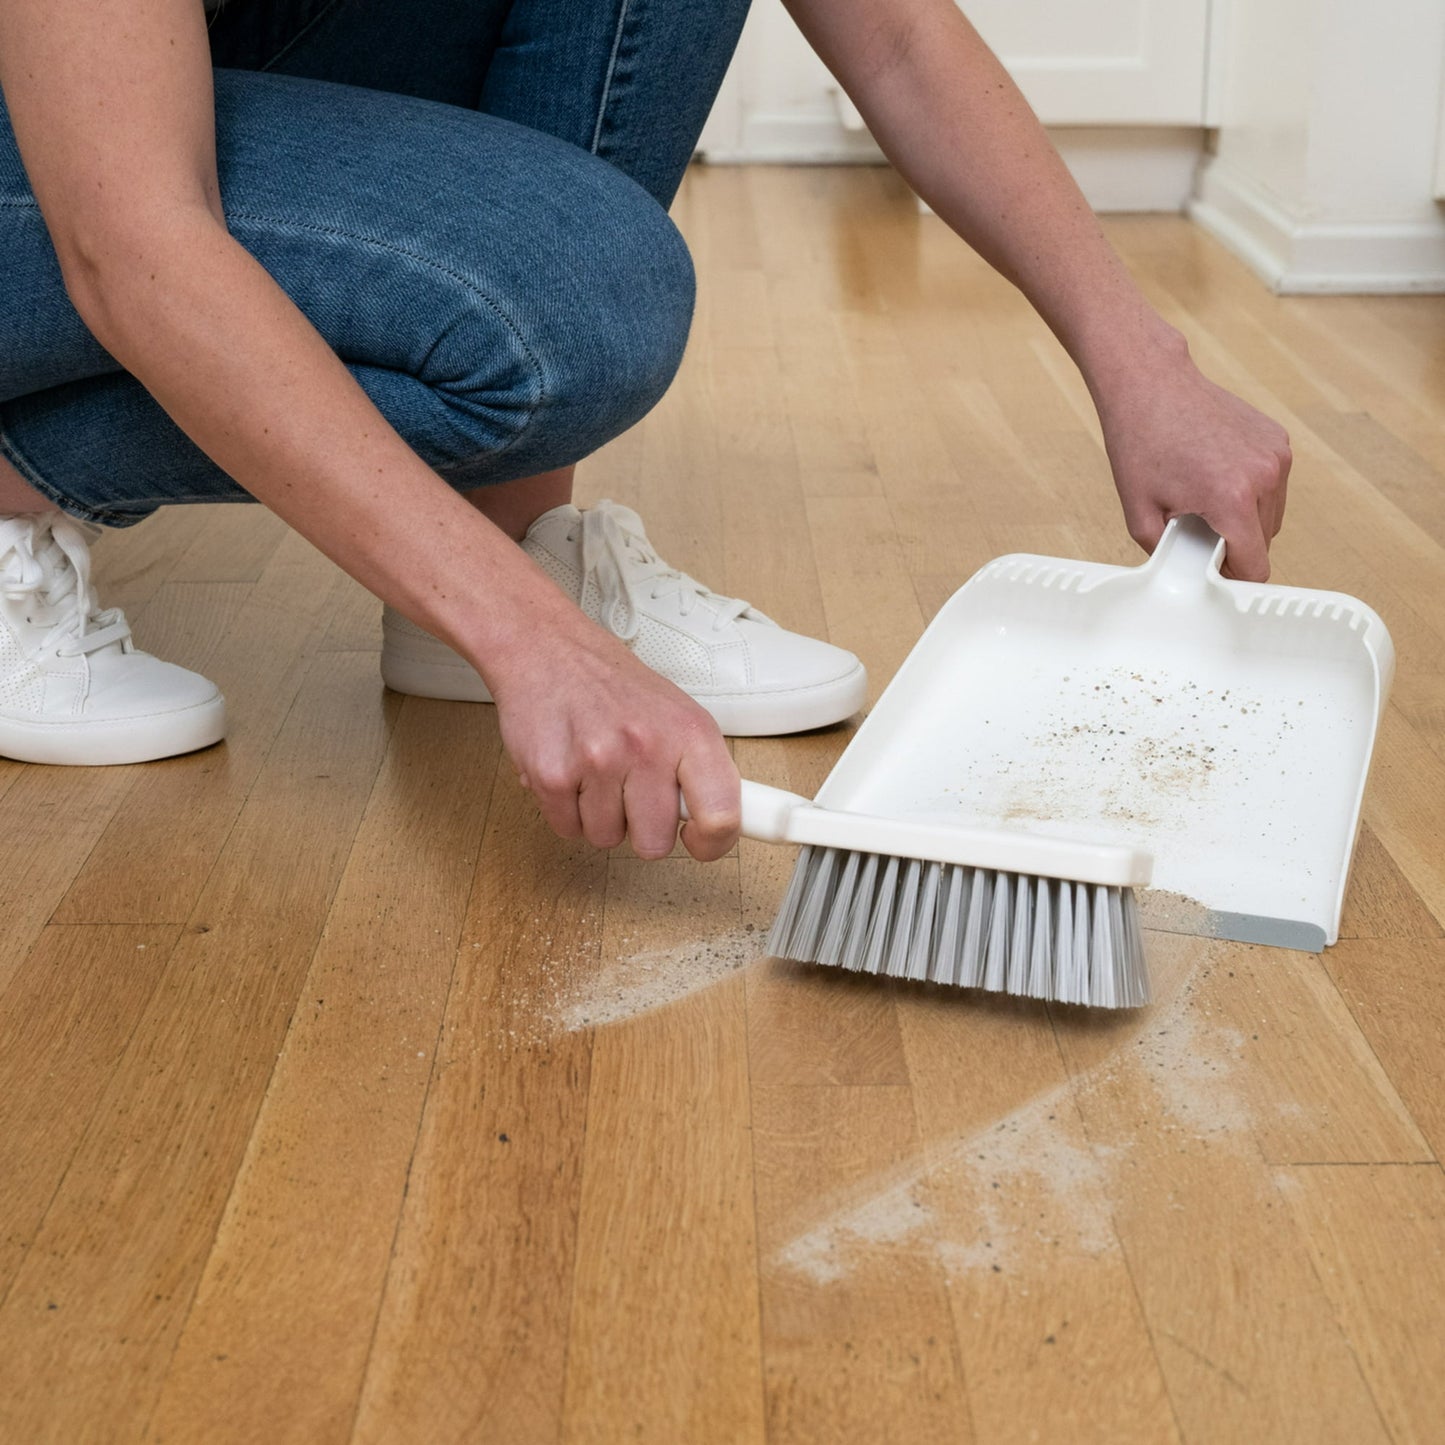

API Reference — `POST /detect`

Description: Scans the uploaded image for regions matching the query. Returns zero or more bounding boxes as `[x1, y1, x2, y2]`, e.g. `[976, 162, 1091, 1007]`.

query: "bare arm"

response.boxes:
[0, 0, 739, 858]
[785, 0, 1291, 579]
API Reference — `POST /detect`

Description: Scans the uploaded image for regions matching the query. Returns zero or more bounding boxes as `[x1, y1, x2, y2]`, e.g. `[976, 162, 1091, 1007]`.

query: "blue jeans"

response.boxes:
[0, 0, 750, 526]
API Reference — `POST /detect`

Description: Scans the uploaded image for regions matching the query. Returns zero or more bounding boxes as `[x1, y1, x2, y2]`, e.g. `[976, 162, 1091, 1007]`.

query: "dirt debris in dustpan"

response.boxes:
[951, 665, 1301, 833]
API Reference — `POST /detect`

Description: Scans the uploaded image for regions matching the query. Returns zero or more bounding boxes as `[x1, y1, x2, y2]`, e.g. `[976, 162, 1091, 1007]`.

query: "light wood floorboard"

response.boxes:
[1, 167, 1443, 1443]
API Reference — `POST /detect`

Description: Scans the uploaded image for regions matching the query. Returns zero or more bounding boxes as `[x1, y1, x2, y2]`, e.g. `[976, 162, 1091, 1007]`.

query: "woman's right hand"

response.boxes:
[486, 615, 741, 862]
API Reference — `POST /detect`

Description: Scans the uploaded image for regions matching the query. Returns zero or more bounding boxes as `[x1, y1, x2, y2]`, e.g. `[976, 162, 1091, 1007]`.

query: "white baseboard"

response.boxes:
[1190, 155, 1445, 294]
[699, 120, 1206, 213]
[1051, 128, 1205, 213]
[698, 114, 889, 166]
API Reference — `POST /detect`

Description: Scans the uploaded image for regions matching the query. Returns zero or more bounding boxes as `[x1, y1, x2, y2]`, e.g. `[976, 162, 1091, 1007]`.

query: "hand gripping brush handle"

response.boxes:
[697, 781, 1154, 1009]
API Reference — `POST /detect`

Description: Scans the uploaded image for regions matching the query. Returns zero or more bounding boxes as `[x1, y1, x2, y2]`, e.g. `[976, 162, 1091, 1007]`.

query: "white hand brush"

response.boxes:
[725, 781, 1153, 1008]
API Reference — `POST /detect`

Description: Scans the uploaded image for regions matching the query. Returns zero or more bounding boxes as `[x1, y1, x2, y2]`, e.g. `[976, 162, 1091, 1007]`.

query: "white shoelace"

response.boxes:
[0, 514, 132, 659]
[575, 501, 754, 641]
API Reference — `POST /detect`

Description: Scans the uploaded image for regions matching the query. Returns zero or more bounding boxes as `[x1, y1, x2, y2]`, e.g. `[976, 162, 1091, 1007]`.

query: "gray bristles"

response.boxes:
[766, 846, 1150, 1009]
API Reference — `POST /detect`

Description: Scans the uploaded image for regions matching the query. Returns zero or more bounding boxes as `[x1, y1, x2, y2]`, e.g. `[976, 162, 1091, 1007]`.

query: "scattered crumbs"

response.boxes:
[775, 932, 1258, 1285]
[778, 1177, 939, 1285]
[986, 664, 1304, 831]
[561, 928, 761, 1031]
[490, 911, 766, 1048]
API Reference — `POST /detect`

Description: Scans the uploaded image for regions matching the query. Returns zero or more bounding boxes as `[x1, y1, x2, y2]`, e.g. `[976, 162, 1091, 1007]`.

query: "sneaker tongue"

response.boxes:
[604, 502, 647, 534]
[578, 500, 772, 633]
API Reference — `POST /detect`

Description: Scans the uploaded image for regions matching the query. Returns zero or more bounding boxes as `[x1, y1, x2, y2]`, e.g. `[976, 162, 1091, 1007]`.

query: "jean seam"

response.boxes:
[1, 208, 548, 520]
[255, 0, 357, 73]
[223, 207, 549, 455]
[590, 0, 635, 156]
[5, 199, 550, 447]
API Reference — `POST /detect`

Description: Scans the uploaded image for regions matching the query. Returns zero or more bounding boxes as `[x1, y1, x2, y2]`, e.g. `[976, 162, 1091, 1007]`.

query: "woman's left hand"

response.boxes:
[1091, 337, 1292, 581]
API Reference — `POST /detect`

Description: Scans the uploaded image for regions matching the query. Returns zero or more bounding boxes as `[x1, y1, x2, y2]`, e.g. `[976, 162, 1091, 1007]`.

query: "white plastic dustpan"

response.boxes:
[815, 516, 1393, 951]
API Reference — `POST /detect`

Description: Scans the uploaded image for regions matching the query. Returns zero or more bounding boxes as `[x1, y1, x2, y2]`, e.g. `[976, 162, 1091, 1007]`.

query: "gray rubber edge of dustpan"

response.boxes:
[1150, 911, 1328, 953]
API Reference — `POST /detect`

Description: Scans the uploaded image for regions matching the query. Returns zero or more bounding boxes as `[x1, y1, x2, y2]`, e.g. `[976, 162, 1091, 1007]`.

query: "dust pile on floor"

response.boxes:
[776, 931, 1254, 1285]
[561, 926, 763, 1030]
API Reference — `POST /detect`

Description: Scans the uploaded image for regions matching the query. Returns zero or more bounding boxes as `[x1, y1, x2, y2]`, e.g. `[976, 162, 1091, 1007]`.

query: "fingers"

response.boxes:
[622, 767, 682, 860]
[521, 763, 585, 842]
[617, 718, 739, 863]
[499, 618, 740, 861]
[1136, 500, 1267, 580]
[677, 745, 741, 863]
[516, 710, 736, 861]
[577, 774, 627, 851]
[1125, 504, 1168, 558]
[1211, 500, 1271, 582]
[1106, 363, 1292, 576]
[529, 763, 676, 856]
[1269, 439, 1291, 538]
[1220, 431, 1290, 580]
[531, 733, 678, 856]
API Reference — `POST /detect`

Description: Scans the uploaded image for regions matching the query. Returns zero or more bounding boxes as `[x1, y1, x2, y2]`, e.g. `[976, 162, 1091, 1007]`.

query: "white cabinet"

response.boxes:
[1436, 52, 1445, 200]
[699, 0, 1214, 206]
[964, 0, 1210, 125]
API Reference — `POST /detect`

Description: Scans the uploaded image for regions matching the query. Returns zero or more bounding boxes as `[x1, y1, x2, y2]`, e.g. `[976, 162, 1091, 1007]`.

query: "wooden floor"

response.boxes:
[2, 165, 1444, 1444]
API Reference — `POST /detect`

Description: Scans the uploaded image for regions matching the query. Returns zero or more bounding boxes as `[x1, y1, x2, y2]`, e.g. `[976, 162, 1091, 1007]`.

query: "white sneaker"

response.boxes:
[0, 513, 226, 765]
[381, 500, 867, 736]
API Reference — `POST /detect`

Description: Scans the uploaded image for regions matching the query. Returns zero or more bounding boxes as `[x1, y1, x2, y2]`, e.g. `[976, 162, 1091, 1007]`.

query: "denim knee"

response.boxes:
[547, 189, 695, 439]
[0, 71, 701, 520]
[437, 168, 697, 488]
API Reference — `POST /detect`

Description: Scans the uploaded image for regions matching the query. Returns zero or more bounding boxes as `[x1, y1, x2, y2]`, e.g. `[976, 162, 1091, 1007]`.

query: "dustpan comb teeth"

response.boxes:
[766, 846, 1149, 1010]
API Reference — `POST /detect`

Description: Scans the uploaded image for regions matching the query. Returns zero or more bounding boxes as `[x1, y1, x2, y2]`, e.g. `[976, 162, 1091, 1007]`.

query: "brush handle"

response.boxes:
[679, 780, 811, 843]
[684, 780, 1152, 886]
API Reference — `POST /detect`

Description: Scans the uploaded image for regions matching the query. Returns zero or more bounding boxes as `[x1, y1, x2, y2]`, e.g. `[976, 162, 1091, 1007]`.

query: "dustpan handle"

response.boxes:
[1143, 515, 1226, 597]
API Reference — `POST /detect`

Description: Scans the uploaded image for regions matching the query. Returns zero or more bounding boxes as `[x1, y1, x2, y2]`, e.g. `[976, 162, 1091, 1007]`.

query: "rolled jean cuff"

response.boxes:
[0, 421, 145, 528]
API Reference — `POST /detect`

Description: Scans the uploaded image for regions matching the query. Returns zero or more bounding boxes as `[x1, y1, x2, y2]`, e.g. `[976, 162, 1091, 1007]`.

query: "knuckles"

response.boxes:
[529, 762, 578, 798]
[1245, 456, 1286, 492]
[578, 737, 625, 774]
[682, 805, 742, 862]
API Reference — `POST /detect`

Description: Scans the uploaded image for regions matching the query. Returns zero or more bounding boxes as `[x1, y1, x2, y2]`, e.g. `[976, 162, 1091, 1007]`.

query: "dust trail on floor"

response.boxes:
[779, 1086, 1114, 1285]
[776, 930, 1250, 1284]
[561, 927, 763, 1030]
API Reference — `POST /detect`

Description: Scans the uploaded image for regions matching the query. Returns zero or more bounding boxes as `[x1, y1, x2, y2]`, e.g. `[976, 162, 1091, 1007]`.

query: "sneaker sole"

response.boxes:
[0, 693, 227, 766]
[381, 650, 867, 737]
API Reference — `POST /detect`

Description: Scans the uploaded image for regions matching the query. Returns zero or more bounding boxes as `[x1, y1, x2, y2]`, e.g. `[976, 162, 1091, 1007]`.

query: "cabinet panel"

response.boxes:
[964, 0, 1210, 125]
[700, 0, 1212, 160]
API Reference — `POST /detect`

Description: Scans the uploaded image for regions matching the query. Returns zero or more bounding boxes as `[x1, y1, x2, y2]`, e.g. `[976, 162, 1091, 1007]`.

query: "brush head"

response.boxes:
[766, 844, 1149, 1008]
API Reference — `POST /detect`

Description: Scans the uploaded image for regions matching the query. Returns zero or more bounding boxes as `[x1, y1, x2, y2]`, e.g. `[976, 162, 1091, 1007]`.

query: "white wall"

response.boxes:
[1191, 0, 1445, 292]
